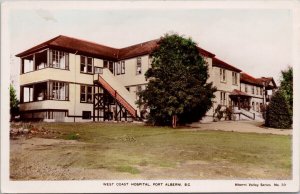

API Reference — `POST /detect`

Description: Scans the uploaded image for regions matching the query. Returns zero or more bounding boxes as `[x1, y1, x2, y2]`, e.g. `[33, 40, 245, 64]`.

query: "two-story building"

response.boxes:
[16, 35, 276, 122]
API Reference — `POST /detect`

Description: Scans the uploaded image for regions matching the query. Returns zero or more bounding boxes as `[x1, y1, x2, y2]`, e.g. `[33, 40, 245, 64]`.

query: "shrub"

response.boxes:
[66, 133, 80, 140]
[265, 91, 292, 129]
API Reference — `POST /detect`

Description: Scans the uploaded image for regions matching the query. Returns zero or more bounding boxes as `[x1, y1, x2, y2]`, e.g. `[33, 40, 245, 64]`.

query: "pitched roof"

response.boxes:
[256, 77, 277, 89]
[240, 72, 263, 86]
[197, 47, 215, 58]
[118, 39, 159, 60]
[16, 35, 119, 60]
[16, 35, 216, 60]
[212, 57, 242, 72]
[118, 39, 216, 60]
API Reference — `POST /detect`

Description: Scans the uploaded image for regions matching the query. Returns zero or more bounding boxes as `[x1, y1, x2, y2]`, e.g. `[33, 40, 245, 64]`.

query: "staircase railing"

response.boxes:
[233, 107, 255, 120]
[94, 71, 137, 118]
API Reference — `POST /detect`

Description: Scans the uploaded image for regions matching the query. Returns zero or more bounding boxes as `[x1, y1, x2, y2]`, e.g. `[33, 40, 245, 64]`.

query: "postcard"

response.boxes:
[1, 0, 299, 193]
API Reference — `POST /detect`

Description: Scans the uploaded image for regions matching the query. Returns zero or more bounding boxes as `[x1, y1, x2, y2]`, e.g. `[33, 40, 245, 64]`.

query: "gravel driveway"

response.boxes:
[187, 120, 292, 135]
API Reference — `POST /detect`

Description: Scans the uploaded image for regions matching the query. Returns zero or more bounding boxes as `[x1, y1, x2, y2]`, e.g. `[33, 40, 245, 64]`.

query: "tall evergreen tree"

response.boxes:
[265, 91, 292, 129]
[137, 33, 216, 127]
[280, 66, 293, 111]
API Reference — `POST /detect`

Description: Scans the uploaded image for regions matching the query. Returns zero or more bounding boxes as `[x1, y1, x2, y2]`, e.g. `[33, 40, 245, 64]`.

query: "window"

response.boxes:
[232, 72, 238, 85]
[50, 82, 69, 100]
[80, 56, 93, 73]
[104, 60, 114, 74]
[80, 85, 93, 103]
[21, 56, 34, 74]
[220, 92, 226, 105]
[50, 50, 69, 70]
[121, 61, 125, 74]
[256, 87, 259, 95]
[245, 85, 248, 93]
[82, 111, 91, 119]
[21, 81, 68, 103]
[22, 86, 34, 102]
[252, 86, 254, 94]
[260, 87, 263, 95]
[21, 49, 69, 74]
[35, 50, 48, 70]
[136, 57, 142, 75]
[220, 68, 226, 82]
[116, 61, 125, 75]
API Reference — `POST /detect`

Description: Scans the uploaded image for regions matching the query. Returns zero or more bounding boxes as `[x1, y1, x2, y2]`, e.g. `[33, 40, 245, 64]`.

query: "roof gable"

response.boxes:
[256, 77, 277, 89]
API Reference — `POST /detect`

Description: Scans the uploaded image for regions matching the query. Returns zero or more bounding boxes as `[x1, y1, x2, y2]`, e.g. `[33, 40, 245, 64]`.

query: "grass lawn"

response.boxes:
[10, 122, 292, 179]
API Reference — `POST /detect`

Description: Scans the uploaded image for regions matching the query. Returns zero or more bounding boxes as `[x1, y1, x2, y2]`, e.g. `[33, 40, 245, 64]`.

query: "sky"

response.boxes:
[9, 4, 293, 92]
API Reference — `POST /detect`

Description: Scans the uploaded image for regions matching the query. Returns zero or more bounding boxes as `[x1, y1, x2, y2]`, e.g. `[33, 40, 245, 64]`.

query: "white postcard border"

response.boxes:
[1, 1, 300, 193]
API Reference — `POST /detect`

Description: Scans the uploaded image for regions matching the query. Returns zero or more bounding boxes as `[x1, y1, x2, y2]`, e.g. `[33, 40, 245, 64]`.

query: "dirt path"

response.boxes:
[10, 137, 291, 180]
[186, 120, 292, 135]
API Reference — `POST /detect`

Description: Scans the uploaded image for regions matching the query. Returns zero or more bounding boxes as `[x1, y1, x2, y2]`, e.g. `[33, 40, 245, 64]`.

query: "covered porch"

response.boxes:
[229, 89, 252, 110]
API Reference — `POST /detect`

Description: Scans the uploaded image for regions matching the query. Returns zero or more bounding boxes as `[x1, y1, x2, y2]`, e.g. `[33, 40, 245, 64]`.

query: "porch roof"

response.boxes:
[229, 89, 250, 97]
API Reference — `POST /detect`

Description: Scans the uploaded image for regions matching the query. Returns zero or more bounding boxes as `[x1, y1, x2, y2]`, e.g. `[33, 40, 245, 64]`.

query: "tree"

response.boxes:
[279, 66, 293, 111]
[10, 84, 19, 121]
[137, 33, 216, 127]
[265, 91, 292, 129]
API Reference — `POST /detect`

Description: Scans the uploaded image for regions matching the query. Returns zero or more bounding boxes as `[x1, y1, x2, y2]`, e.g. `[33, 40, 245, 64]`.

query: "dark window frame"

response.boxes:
[80, 85, 93, 103]
[121, 61, 125, 74]
[80, 55, 94, 74]
[49, 81, 69, 101]
[232, 72, 238, 85]
[136, 57, 142, 75]
[220, 68, 226, 83]
[49, 50, 69, 70]
[82, 111, 91, 119]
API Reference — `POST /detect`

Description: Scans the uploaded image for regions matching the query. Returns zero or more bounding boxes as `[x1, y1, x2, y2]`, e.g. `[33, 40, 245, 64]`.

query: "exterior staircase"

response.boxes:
[233, 107, 264, 121]
[94, 68, 140, 119]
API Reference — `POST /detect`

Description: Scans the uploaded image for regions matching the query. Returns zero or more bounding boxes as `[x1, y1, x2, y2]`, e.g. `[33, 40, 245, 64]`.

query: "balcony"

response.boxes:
[21, 49, 69, 74]
[20, 81, 70, 110]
